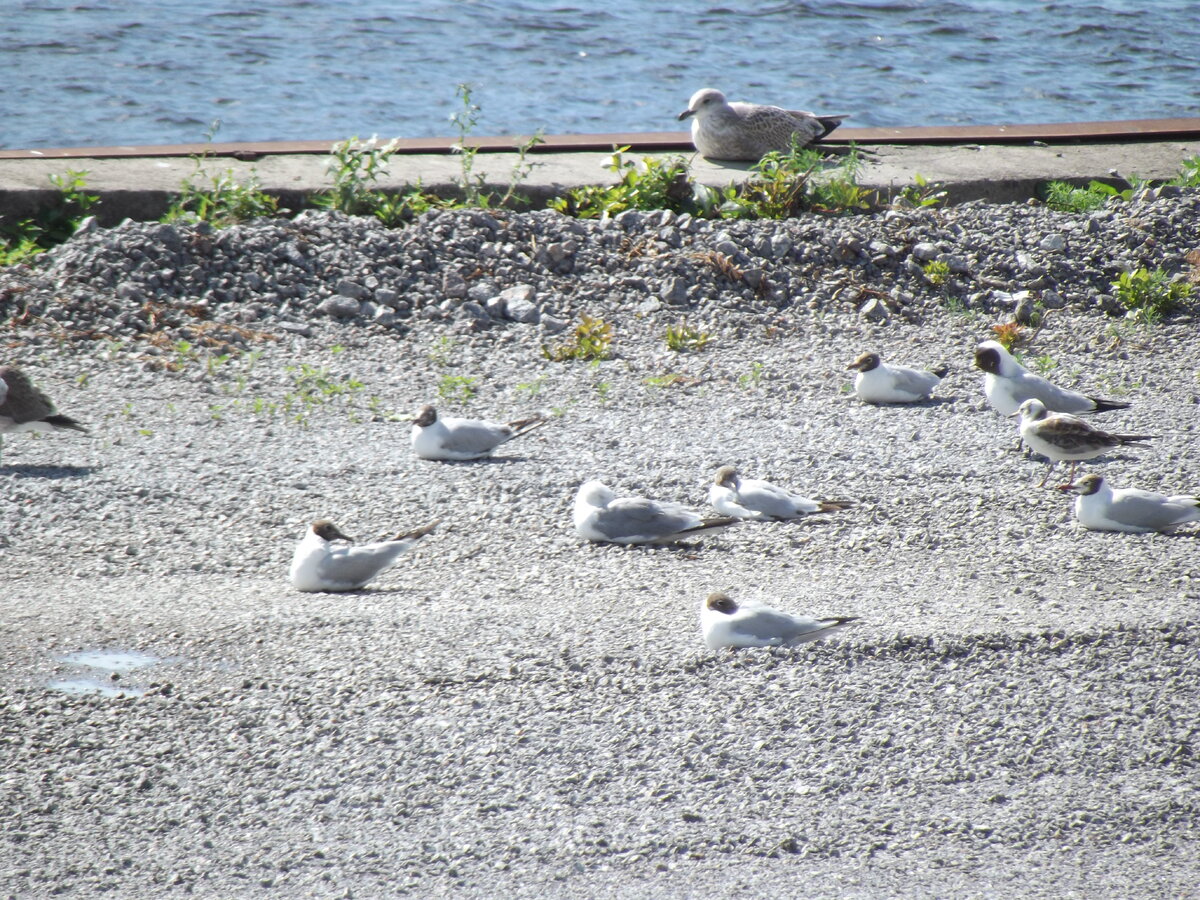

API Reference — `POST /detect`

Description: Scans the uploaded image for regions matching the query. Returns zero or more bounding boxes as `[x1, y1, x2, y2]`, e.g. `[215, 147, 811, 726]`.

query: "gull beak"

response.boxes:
[1007, 410, 1022, 419]
[677, 108, 694, 121]
[1055, 482, 1076, 493]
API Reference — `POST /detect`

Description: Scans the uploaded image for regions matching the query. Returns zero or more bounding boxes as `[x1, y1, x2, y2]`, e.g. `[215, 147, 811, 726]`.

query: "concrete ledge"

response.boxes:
[2, 136, 1198, 227]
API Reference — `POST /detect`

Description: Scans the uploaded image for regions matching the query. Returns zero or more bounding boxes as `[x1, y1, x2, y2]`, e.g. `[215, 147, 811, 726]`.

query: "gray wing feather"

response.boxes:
[732, 609, 832, 645]
[439, 420, 513, 455]
[1013, 372, 1095, 413]
[319, 541, 414, 587]
[888, 365, 942, 396]
[598, 498, 697, 540]
[1110, 492, 1200, 530]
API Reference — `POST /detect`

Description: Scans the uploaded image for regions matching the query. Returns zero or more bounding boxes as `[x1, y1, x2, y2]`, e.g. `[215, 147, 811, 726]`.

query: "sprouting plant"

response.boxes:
[990, 320, 1026, 351]
[708, 140, 873, 219]
[428, 336, 456, 367]
[280, 364, 366, 425]
[76, 372, 91, 388]
[594, 381, 612, 405]
[738, 361, 767, 389]
[1111, 267, 1192, 324]
[1030, 353, 1058, 375]
[922, 260, 951, 286]
[542, 315, 613, 362]
[163, 123, 279, 226]
[437, 374, 478, 404]
[1169, 154, 1200, 188]
[644, 373, 699, 390]
[1, 168, 100, 265]
[550, 148, 694, 219]
[665, 320, 711, 353]
[894, 173, 947, 208]
[449, 83, 486, 207]
[516, 375, 548, 398]
[1041, 180, 1130, 213]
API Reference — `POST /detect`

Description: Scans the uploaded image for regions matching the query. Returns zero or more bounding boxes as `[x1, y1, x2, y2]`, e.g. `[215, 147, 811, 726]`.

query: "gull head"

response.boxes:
[974, 340, 1012, 375]
[678, 88, 727, 121]
[847, 351, 881, 372]
[705, 591, 738, 615]
[575, 479, 617, 509]
[411, 405, 438, 427]
[1013, 398, 1049, 422]
[1058, 473, 1105, 496]
[311, 519, 354, 543]
[713, 465, 741, 489]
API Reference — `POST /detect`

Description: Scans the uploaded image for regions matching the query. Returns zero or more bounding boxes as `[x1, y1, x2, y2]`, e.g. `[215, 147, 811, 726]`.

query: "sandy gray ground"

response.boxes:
[1, 202, 1199, 897]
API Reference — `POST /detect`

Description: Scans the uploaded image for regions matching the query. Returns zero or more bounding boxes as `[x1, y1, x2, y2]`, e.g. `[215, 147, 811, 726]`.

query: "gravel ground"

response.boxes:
[1, 196, 1199, 897]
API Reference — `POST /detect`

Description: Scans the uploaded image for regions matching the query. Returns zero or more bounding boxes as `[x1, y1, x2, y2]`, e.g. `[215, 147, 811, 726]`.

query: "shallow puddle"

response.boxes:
[47, 648, 172, 697]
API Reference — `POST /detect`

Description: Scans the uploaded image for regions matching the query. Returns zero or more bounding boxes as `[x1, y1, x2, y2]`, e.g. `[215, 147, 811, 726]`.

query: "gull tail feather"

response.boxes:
[505, 417, 547, 439]
[1090, 397, 1131, 413]
[680, 516, 740, 536]
[816, 499, 855, 513]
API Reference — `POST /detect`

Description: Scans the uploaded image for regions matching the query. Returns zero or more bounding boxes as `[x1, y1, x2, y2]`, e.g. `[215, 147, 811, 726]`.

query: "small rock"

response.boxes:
[660, 277, 690, 305]
[860, 297, 889, 322]
[318, 296, 361, 319]
[442, 271, 468, 299]
[1039, 233, 1067, 252]
[540, 315, 568, 333]
[911, 242, 939, 261]
[335, 279, 367, 300]
[1040, 289, 1066, 309]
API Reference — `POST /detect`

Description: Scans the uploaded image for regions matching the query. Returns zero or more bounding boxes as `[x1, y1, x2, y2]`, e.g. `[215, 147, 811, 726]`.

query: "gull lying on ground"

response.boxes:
[289, 519, 438, 592]
[678, 88, 844, 161]
[847, 351, 948, 404]
[701, 592, 858, 650]
[574, 480, 737, 545]
[1058, 473, 1200, 533]
[709, 466, 853, 521]
[410, 404, 545, 460]
[1013, 398, 1153, 486]
[975, 340, 1129, 416]
[0, 365, 88, 464]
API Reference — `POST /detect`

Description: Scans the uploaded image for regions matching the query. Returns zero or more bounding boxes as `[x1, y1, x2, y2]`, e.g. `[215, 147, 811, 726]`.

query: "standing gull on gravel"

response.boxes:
[678, 88, 844, 161]
[847, 352, 948, 404]
[975, 340, 1130, 416]
[701, 592, 858, 650]
[1013, 399, 1153, 486]
[709, 466, 853, 521]
[410, 404, 545, 461]
[1058, 474, 1200, 533]
[574, 480, 737, 545]
[289, 519, 438, 592]
[0, 365, 88, 464]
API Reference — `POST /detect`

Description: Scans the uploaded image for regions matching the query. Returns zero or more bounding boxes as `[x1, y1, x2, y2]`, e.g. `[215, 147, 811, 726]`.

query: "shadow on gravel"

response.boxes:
[1, 464, 95, 479]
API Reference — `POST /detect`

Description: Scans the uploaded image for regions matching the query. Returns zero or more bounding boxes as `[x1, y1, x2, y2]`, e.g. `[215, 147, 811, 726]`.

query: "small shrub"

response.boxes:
[165, 167, 279, 225]
[990, 320, 1026, 351]
[709, 142, 872, 219]
[894, 173, 947, 208]
[922, 260, 950, 286]
[1, 169, 99, 265]
[665, 320, 711, 352]
[1168, 154, 1200, 188]
[542, 315, 613, 362]
[1112, 267, 1192, 323]
[311, 136, 435, 226]
[437, 374, 478, 404]
[1041, 180, 1129, 213]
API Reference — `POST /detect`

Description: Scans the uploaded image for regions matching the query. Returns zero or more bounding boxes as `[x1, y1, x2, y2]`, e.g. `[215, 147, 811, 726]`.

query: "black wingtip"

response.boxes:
[1091, 398, 1131, 413]
[43, 414, 89, 434]
[931, 364, 950, 379]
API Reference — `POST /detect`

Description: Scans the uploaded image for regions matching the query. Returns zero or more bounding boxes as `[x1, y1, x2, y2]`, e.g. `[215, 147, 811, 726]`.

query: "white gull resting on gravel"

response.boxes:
[574, 480, 738, 545]
[1013, 398, 1153, 486]
[677, 88, 844, 161]
[0, 365, 88, 464]
[975, 340, 1130, 416]
[410, 404, 545, 461]
[701, 592, 858, 650]
[289, 519, 438, 592]
[846, 351, 948, 404]
[1058, 473, 1200, 533]
[709, 466, 853, 521]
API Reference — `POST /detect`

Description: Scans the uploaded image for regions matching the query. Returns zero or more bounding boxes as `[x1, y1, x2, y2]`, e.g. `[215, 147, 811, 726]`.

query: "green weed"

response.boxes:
[542, 315, 613, 362]
[664, 320, 711, 353]
[922, 260, 951, 286]
[1030, 353, 1058, 375]
[1, 168, 99, 265]
[437, 374, 479, 404]
[551, 148, 693, 219]
[1112, 267, 1192, 323]
[1169, 154, 1200, 188]
[738, 361, 768, 389]
[428, 336, 456, 367]
[311, 136, 435, 226]
[1041, 180, 1130, 213]
[893, 173, 947, 208]
[708, 141, 873, 219]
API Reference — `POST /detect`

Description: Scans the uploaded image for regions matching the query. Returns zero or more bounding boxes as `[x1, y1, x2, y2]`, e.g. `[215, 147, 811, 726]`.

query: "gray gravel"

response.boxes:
[1, 195, 1199, 897]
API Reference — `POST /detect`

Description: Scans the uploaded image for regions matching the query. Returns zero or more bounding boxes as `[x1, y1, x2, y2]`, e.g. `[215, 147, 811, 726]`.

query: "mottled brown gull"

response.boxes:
[677, 87, 844, 161]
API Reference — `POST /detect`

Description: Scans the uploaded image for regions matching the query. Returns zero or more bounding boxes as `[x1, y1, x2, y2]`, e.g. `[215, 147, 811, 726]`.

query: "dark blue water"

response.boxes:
[3, 1, 1198, 150]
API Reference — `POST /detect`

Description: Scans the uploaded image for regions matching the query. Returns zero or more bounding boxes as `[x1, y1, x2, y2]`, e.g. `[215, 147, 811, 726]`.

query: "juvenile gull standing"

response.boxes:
[410, 404, 545, 461]
[289, 519, 438, 592]
[1058, 474, 1200, 533]
[1013, 398, 1153, 486]
[975, 340, 1129, 416]
[0, 366, 88, 464]
[847, 352, 948, 404]
[709, 466, 853, 521]
[573, 480, 737, 545]
[700, 592, 858, 650]
[678, 88, 844, 161]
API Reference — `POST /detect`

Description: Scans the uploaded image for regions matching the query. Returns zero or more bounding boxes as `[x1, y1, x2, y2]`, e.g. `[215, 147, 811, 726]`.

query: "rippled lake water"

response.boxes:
[4, 0, 1198, 149]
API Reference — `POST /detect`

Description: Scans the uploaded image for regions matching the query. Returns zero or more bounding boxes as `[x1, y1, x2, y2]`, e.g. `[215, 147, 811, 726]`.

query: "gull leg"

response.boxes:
[1038, 460, 1057, 488]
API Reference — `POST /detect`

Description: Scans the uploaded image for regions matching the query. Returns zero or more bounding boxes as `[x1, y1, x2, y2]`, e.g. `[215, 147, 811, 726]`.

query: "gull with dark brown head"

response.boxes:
[975, 340, 1129, 417]
[847, 352, 948, 404]
[289, 518, 438, 592]
[0, 365, 88, 464]
[573, 480, 737, 545]
[1013, 398, 1153, 486]
[410, 404, 545, 461]
[1058, 474, 1200, 534]
[700, 592, 858, 650]
[678, 88, 844, 161]
[710, 466, 853, 521]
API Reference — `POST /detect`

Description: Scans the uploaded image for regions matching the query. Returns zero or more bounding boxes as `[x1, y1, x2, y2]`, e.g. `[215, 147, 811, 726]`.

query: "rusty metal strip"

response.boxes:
[3, 118, 1199, 160]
